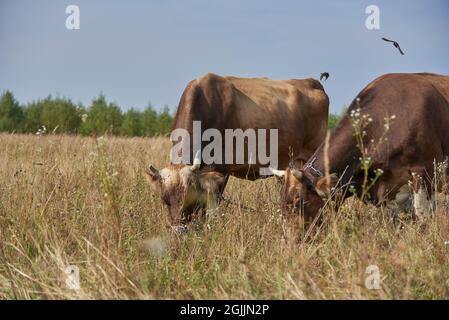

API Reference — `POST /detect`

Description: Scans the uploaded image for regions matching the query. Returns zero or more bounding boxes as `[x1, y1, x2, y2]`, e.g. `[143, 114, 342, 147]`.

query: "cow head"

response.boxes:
[144, 161, 226, 227]
[271, 167, 338, 223]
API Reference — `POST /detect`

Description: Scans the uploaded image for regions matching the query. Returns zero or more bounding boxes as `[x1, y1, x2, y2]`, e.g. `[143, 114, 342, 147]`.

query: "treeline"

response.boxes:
[0, 90, 174, 136]
[0, 90, 344, 136]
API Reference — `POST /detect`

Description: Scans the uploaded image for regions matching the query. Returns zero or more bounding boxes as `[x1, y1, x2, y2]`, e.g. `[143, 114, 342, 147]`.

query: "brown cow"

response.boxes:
[145, 73, 329, 227]
[271, 73, 449, 224]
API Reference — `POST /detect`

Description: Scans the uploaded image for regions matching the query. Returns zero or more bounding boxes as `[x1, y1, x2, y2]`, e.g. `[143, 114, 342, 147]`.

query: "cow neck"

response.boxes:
[304, 131, 359, 187]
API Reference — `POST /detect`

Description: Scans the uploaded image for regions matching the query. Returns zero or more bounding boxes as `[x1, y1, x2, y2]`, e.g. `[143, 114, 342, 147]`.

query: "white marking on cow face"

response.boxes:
[159, 168, 171, 181]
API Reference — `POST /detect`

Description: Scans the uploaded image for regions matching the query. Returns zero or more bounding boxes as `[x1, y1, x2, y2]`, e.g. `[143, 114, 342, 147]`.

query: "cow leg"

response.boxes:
[205, 175, 229, 225]
[374, 169, 412, 218]
[393, 184, 413, 212]
[205, 194, 220, 223]
[378, 167, 435, 219]
[372, 172, 395, 206]
[217, 174, 230, 203]
[384, 184, 413, 222]
[212, 174, 229, 214]
[409, 169, 434, 218]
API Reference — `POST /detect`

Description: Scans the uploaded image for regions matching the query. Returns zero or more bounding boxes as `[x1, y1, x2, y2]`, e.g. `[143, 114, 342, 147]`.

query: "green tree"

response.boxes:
[0, 91, 24, 132]
[142, 102, 158, 136]
[80, 94, 124, 135]
[156, 105, 174, 136]
[121, 108, 144, 136]
[0, 91, 175, 136]
[22, 96, 82, 134]
[40, 96, 81, 133]
[22, 101, 44, 133]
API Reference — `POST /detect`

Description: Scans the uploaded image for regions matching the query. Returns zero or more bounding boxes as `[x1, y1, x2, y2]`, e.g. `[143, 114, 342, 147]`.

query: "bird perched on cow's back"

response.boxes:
[320, 72, 329, 82]
[382, 37, 405, 55]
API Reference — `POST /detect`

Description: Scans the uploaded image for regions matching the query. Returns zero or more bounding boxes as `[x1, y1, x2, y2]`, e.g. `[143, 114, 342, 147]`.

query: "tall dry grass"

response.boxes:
[0, 133, 448, 299]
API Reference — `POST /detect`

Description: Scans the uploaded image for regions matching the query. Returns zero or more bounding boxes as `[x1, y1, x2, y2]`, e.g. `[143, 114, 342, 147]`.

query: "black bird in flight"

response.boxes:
[320, 72, 329, 82]
[382, 37, 405, 55]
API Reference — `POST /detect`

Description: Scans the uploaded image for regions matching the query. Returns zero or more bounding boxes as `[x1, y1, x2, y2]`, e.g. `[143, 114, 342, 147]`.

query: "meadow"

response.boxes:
[0, 133, 448, 299]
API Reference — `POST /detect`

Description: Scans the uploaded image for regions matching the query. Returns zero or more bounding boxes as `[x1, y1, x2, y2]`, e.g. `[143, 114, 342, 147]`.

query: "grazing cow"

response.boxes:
[271, 73, 449, 223]
[145, 73, 329, 226]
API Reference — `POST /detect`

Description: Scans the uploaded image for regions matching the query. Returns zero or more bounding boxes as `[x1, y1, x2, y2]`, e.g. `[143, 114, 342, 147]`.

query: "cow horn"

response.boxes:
[190, 150, 201, 171]
[147, 165, 160, 177]
[291, 169, 304, 180]
[149, 165, 158, 173]
[268, 167, 286, 177]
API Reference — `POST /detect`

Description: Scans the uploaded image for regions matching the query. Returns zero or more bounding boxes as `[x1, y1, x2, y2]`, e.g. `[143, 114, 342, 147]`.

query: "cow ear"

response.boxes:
[292, 158, 305, 170]
[315, 174, 338, 198]
[144, 165, 162, 192]
[198, 171, 225, 193]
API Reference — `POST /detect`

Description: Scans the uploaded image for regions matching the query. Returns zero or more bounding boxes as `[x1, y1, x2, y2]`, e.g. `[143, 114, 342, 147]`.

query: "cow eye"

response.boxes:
[299, 198, 306, 207]
[293, 198, 306, 209]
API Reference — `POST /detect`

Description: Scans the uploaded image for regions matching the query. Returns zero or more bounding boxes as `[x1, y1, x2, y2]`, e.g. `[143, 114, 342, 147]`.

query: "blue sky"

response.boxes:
[1, 0, 448, 113]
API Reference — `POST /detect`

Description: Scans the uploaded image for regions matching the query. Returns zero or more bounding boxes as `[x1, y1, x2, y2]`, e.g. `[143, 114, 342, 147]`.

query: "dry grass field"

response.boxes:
[1, 133, 449, 299]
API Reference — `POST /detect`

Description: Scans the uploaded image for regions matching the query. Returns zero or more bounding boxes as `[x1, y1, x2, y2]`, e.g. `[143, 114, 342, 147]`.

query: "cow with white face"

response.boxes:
[145, 154, 226, 228]
[145, 73, 330, 229]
